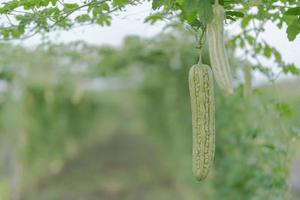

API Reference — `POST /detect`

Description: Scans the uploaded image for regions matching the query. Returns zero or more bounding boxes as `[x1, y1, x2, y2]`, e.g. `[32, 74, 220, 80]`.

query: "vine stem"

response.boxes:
[198, 50, 202, 64]
[197, 26, 206, 64]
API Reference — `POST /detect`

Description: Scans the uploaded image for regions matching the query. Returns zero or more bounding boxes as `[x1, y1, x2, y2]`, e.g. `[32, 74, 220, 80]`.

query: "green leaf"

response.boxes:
[241, 15, 251, 29]
[144, 13, 164, 24]
[286, 18, 300, 41]
[284, 7, 300, 16]
[176, 0, 185, 5]
[183, 0, 199, 12]
[183, 0, 212, 23]
[75, 14, 91, 23]
[50, 0, 57, 6]
[277, 21, 283, 29]
[282, 63, 299, 75]
[112, 0, 129, 7]
[97, 15, 112, 26]
[152, 0, 164, 10]
[274, 103, 293, 118]
[180, 11, 198, 25]
[226, 15, 237, 21]
[246, 35, 254, 45]
[273, 49, 282, 62]
[263, 45, 271, 58]
[64, 3, 79, 11]
[190, 19, 202, 28]
[198, 0, 213, 23]
[99, 3, 110, 11]
[226, 11, 244, 18]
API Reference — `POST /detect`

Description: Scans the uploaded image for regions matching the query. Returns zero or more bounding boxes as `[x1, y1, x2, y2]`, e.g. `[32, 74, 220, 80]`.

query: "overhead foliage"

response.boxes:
[0, 0, 299, 81]
[0, 0, 299, 40]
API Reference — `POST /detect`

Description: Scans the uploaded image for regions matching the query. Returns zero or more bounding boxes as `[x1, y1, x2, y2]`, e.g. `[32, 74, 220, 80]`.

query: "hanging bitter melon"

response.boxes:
[189, 64, 215, 181]
[207, 2, 234, 95]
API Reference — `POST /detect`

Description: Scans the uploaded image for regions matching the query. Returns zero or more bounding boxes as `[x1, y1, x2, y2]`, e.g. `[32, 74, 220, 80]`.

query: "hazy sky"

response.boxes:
[20, 2, 162, 47]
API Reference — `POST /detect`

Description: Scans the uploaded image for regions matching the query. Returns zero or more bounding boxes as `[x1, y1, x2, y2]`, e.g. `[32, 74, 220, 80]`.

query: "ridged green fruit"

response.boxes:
[189, 64, 215, 181]
[207, 4, 234, 95]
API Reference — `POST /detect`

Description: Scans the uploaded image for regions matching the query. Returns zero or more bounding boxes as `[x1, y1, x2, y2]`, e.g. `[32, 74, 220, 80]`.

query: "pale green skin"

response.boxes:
[207, 4, 234, 95]
[189, 64, 215, 181]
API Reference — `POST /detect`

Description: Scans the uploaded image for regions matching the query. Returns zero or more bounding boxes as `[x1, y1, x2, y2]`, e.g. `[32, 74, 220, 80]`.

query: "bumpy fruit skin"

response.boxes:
[189, 64, 215, 181]
[207, 4, 234, 95]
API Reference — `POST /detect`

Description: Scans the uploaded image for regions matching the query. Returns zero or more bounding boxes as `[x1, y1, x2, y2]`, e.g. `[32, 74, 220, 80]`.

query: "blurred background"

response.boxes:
[0, 3, 300, 200]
